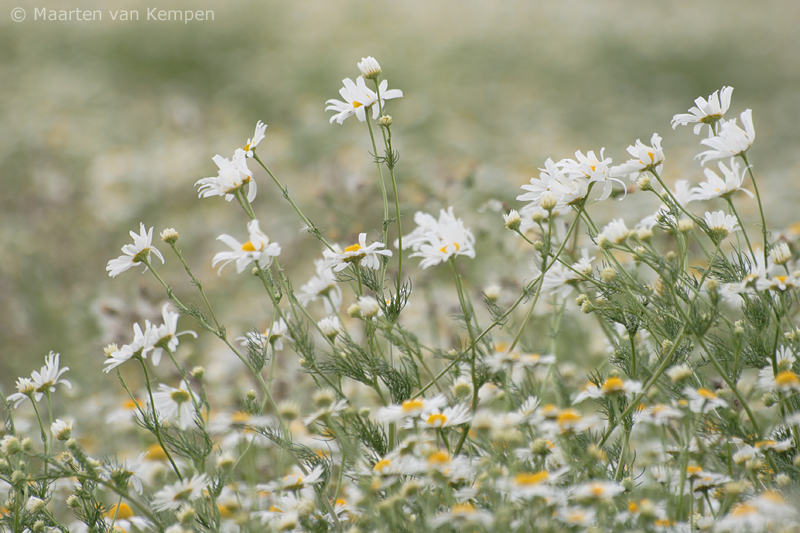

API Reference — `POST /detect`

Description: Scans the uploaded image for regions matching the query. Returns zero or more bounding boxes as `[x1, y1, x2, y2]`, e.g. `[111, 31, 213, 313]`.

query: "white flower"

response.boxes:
[375, 395, 448, 423]
[151, 382, 199, 430]
[638, 179, 693, 229]
[357, 296, 381, 318]
[262, 465, 325, 492]
[597, 219, 630, 247]
[671, 86, 734, 135]
[103, 321, 157, 373]
[326, 77, 402, 124]
[317, 316, 342, 339]
[562, 149, 623, 202]
[413, 403, 472, 429]
[243, 120, 267, 157]
[30, 351, 71, 400]
[322, 233, 391, 272]
[213, 219, 281, 274]
[239, 318, 292, 352]
[297, 259, 342, 313]
[50, 419, 72, 441]
[573, 376, 642, 404]
[106, 452, 148, 495]
[357, 56, 381, 79]
[428, 503, 493, 529]
[517, 158, 571, 211]
[151, 474, 210, 512]
[697, 109, 755, 163]
[102, 502, 152, 532]
[688, 158, 753, 201]
[107, 224, 165, 278]
[556, 506, 596, 527]
[758, 347, 800, 393]
[399, 207, 475, 269]
[151, 304, 197, 366]
[769, 242, 792, 265]
[756, 272, 800, 292]
[610, 133, 665, 181]
[684, 387, 728, 413]
[7, 378, 36, 408]
[704, 211, 739, 239]
[195, 148, 256, 202]
[573, 481, 625, 502]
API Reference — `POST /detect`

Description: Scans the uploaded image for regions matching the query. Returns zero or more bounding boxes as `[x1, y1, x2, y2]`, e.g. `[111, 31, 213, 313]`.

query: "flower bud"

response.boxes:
[379, 115, 392, 127]
[11, 471, 27, 485]
[277, 400, 300, 421]
[540, 192, 558, 211]
[178, 507, 197, 526]
[677, 218, 694, 233]
[313, 388, 337, 409]
[484, 284, 501, 301]
[190, 366, 205, 380]
[1, 436, 22, 456]
[50, 419, 72, 441]
[503, 210, 521, 231]
[245, 389, 258, 402]
[216, 452, 236, 470]
[358, 296, 380, 318]
[160, 228, 179, 244]
[347, 303, 361, 318]
[636, 227, 653, 242]
[770, 242, 791, 265]
[600, 267, 616, 283]
[22, 438, 34, 452]
[667, 364, 693, 383]
[636, 175, 652, 191]
[357, 56, 381, 80]
[66, 495, 81, 508]
[26, 497, 45, 513]
[451, 377, 474, 401]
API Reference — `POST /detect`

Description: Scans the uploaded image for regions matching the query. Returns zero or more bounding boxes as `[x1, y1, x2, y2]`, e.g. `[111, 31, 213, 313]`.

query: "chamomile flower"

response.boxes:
[573, 481, 625, 502]
[322, 233, 391, 272]
[213, 219, 281, 275]
[263, 465, 325, 493]
[671, 86, 734, 135]
[105, 452, 148, 494]
[103, 322, 156, 373]
[697, 109, 755, 163]
[597, 219, 631, 248]
[30, 352, 71, 400]
[688, 159, 753, 201]
[326, 76, 402, 124]
[703, 211, 739, 240]
[297, 259, 342, 313]
[505, 468, 569, 500]
[151, 382, 200, 430]
[756, 272, 800, 292]
[414, 403, 472, 429]
[242, 121, 267, 157]
[573, 377, 642, 404]
[684, 387, 728, 414]
[195, 148, 257, 202]
[611, 133, 665, 182]
[151, 474, 210, 512]
[357, 56, 382, 79]
[637, 404, 683, 425]
[102, 503, 151, 532]
[151, 304, 197, 366]
[375, 395, 448, 423]
[562, 149, 623, 202]
[556, 506, 596, 527]
[517, 158, 571, 211]
[239, 318, 292, 352]
[7, 378, 37, 408]
[106, 223, 165, 278]
[402, 207, 476, 269]
[758, 347, 800, 393]
[427, 503, 493, 529]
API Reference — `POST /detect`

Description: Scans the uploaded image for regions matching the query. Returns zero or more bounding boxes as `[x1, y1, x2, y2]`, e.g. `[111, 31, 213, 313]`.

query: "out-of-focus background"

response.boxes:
[2, 0, 800, 389]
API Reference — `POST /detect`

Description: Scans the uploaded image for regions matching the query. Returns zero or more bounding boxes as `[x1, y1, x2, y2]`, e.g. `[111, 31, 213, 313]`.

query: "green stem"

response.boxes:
[137, 356, 183, 480]
[739, 153, 768, 265]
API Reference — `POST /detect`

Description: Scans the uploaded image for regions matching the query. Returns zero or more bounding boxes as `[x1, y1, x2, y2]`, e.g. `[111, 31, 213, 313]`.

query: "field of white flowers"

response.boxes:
[3, 2, 800, 532]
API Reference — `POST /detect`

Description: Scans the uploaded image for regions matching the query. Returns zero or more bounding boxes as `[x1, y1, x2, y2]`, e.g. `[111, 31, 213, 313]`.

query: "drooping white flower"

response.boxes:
[50, 419, 73, 441]
[597, 219, 630, 248]
[212, 219, 281, 275]
[562, 149, 623, 202]
[107, 224, 165, 278]
[151, 474, 210, 512]
[151, 304, 197, 366]
[7, 378, 36, 408]
[30, 352, 71, 400]
[517, 158, 571, 211]
[610, 133, 665, 182]
[697, 109, 755, 163]
[195, 148, 256, 202]
[238, 318, 292, 352]
[242, 120, 267, 158]
[671, 86, 734, 135]
[317, 316, 342, 339]
[151, 382, 200, 430]
[704, 210, 739, 240]
[322, 233, 392, 272]
[399, 207, 475, 269]
[688, 158, 753, 201]
[326, 77, 402, 124]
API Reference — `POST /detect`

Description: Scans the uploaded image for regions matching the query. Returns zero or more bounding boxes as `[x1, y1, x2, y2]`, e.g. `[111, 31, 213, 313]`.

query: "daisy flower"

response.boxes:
[637, 403, 683, 426]
[684, 387, 728, 414]
[297, 259, 342, 313]
[102, 503, 151, 532]
[151, 473, 210, 512]
[703, 211, 739, 241]
[573, 376, 642, 404]
[151, 304, 197, 366]
[107, 223, 165, 278]
[30, 352, 71, 400]
[103, 321, 156, 373]
[413, 403, 472, 429]
[326, 76, 402, 124]
[400, 207, 476, 269]
[316, 316, 342, 340]
[671, 86, 734, 135]
[556, 506, 596, 527]
[261, 465, 325, 493]
[697, 109, 755, 163]
[322, 233, 391, 272]
[428, 503, 493, 529]
[597, 219, 631, 248]
[212, 219, 281, 275]
[611, 133, 665, 182]
[238, 318, 292, 352]
[6, 378, 37, 408]
[105, 452, 148, 494]
[756, 272, 800, 292]
[757, 346, 800, 393]
[562, 149, 623, 202]
[151, 382, 200, 430]
[688, 158, 753, 201]
[195, 148, 257, 202]
[516, 158, 572, 211]
[242, 120, 267, 157]
[357, 56, 382, 80]
[374, 395, 448, 423]
[505, 468, 569, 500]
[573, 481, 626, 502]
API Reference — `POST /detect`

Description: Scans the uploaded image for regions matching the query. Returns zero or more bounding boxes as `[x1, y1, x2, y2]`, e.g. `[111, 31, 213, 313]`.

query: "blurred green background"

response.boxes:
[3, 0, 800, 389]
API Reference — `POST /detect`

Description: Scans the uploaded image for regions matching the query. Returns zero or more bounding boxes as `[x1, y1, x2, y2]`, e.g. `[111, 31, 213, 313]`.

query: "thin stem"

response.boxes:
[739, 153, 768, 265]
[137, 356, 183, 480]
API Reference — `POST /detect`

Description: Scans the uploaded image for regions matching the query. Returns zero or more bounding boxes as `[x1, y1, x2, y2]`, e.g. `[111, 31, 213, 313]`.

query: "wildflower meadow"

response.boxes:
[3, 55, 800, 533]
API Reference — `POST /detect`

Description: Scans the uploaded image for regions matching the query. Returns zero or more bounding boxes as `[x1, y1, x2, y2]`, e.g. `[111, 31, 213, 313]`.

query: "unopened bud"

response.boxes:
[636, 228, 653, 242]
[770, 242, 792, 265]
[160, 228, 179, 244]
[66, 495, 81, 508]
[245, 389, 258, 402]
[677, 218, 694, 233]
[540, 192, 558, 211]
[636, 175, 652, 191]
[190, 366, 205, 380]
[600, 267, 616, 283]
[503, 210, 521, 231]
[667, 364, 693, 383]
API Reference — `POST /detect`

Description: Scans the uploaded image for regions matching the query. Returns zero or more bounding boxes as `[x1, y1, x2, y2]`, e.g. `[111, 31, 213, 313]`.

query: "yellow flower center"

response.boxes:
[556, 409, 581, 426]
[241, 241, 258, 252]
[775, 371, 800, 388]
[401, 399, 424, 412]
[686, 466, 703, 477]
[427, 450, 450, 465]
[731, 503, 758, 517]
[654, 519, 676, 527]
[105, 503, 134, 520]
[231, 411, 251, 423]
[170, 390, 191, 404]
[696, 388, 718, 400]
[147, 443, 168, 460]
[601, 377, 625, 394]
[373, 459, 392, 473]
[345, 243, 362, 253]
[514, 471, 549, 486]
[451, 503, 475, 516]
[218, 503, 238, 518]
[426, 413, 448, 426]
[123, 398, 141, 410]
[353, 101, 364, 108]
[439, 242, 460, 254]
[628, 501, 639, 513]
